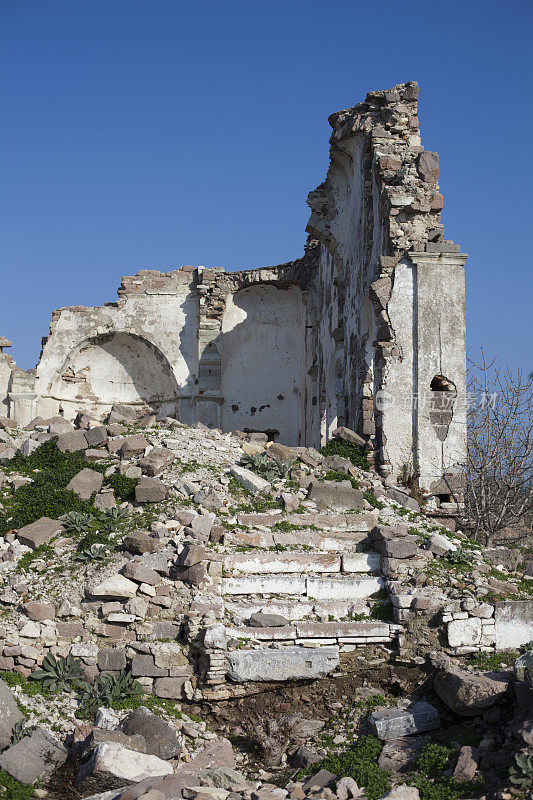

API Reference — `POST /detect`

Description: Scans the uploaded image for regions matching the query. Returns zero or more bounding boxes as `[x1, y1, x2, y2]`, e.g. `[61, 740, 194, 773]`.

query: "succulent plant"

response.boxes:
[509, 751, 533, 790]
[99, 505, 129, 532]
[79, 669, 142, 718]
[239, 453, 294, 481]
[75, 543, 109, 562]
[31, 653, 83, 692]
[62, 511, 94, 535]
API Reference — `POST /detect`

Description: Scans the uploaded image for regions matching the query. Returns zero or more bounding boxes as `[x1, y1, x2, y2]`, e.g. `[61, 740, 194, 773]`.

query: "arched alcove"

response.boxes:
[50, 332, 180, 417]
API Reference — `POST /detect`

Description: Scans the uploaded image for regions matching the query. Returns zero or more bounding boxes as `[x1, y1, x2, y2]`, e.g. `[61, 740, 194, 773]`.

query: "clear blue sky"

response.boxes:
[1, 0, 531, 373]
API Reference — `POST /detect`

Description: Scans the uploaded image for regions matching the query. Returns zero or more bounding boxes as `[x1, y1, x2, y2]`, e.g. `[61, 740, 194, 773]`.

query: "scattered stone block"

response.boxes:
[135, 477, 168, 503]
[0, 727, 67, 784]
[447, 617, 481, 648]
[119, 435, 150, 457]
[123, 530, 163, 554]
[249, 612, 289, 628]
[0, 678, 25, 750]
[226, 646, 339, 682]
[332, 427, 367, 448]
[433, 667, 509, 716]
[82, 728, 147, 756]
[57, 430, 88, 452]
[368, 702, 440, 739]
[307, 480, 364, 511]
[90, 574, 138, 599]
[77, 742, 173, 784]
[66, 467, 104, 499]
[230, 465, 270, 495]
[23, 601, 55, 621]
[122, 561, 161, 586]
[84, 426, 108, 447]
[16, 516, 63, 548]
[453, 745, 480, 781]
[122, 706, 183, 759]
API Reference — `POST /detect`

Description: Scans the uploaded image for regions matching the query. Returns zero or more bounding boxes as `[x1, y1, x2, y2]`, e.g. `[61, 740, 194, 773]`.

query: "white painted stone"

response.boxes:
[341, 552, 381, 573]
[306, 576, 383, 600]
[221, 576, 306, 596]
[90, 574, 138, 599]
[78, 742, 173, 783]
[229, 465, 270, 496]
[495, 601, 533, 651]
[227, 552, 340, 574]
[447, 617, 482, 648]
[226, 646, 339, 682]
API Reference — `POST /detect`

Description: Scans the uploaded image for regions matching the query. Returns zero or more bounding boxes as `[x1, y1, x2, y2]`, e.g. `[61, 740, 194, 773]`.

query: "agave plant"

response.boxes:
[31, 653, 84, 692]
[79, 669, 142, 718]
[99, 505, 130, 532]
[444, 548, 472, 566]
[240, 453, 294, 481]
[75, 543, 109, 563]
[62, 511, 94, 535]
[509, 751, 533, 790]
[11, 719, 36, 745]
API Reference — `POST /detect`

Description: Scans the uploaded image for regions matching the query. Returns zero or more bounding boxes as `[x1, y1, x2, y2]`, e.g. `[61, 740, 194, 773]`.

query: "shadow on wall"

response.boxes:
[219, 284, 306, 445]
[51, 332, 180, 417]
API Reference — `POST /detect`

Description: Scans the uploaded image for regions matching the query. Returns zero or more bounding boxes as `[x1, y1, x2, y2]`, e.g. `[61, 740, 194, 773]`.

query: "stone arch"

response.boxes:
[221, 285, 306, 445]
[49, 332, 180, 419]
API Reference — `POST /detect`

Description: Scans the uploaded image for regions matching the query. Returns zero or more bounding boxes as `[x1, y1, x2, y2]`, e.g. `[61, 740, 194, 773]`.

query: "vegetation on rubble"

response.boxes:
[31, 654, 83, 692]
[467, 649, 518, 670]
[239, 452, 295, 481]
[78, 669, 143, 719]
[362, 490, 385, 509]
[0, 440, 138, 535]
[323, 469, 360, 489]
[319, 438, 369, 470]
[509, 751, 533, 790]
[299, 735, 390, 800]
[0, 769, 35, 800]
[415, 743, 453, 776]
[228, 492, 283, 515]
[15, 543, 54, 573]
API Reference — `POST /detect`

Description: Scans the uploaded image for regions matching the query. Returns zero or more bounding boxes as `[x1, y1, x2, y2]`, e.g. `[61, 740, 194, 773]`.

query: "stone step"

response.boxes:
[224, 550, 380, 575]
[224, 598, 371, 622]
[225, 552, 340, 574]
[227, 529, 370, 553]
[226, 645, 340, 682]
[226, 620, 393, 642]
[221, 574, 384, 599]
[236, 512, 375, 530]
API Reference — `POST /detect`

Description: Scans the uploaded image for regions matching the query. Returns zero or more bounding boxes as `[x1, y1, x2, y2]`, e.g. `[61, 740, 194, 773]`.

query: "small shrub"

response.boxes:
[363, 490, 385, 509]
[416, 743, 453, 777]
[239, 453, 294, 481]
[323, 469, 360, 489]
[103, 473, 138, 501]
[0, 769, 34, 800]
[16, 544, 54, 573]
[78, 669, 142, 719]
[300, 736, 389, 800]
[320, 439, 368, 470]
[62, 511, 94, 535]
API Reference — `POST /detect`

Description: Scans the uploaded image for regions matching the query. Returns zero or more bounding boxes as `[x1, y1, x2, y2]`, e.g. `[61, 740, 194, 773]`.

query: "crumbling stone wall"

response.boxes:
[0, 81, 467, 494]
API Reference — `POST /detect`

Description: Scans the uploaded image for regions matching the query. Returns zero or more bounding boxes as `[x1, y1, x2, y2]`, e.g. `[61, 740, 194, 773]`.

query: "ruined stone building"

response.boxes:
[0, 82, 467, 499]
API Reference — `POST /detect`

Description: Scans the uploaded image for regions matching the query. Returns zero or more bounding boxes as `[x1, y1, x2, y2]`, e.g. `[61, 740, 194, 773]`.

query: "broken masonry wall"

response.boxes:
[306, 81, 467, 492]
[35, 268, 199, 422]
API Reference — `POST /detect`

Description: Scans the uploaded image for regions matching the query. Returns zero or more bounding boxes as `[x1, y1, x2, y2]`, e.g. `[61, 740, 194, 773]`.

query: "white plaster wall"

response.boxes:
[35, 281, 199, 421]
[382, 258, 416, 474]
[0, 359, 12, 417]
[413, 256, 467, 489]
[221, 285, 306, 445]
[317, 247, 338, 442]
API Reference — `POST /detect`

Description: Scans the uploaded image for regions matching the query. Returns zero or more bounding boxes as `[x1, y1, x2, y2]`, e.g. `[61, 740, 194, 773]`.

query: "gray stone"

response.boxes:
[386, 487, 420, 513]
[131, 655, 167, 678]
[176, 563, 206, 586]
[368, 702, 440, 739]
[379, 788, 420, 800]
[0, 727, 67, 784]
[226, 646, 339, 682]
[417, 151, 439, 183]
[370, 525, 419, 559]
[428, 532, 457, 555]
[290, 747, 321, 769]
[16, 516, 63, 548]
[180, 544, 206, 567]
[94, 491, 116, 510]
[122, 561, 161, 586]
[0, 678, 25, 751]
[515, 650, 533, 682]
[249, 612, 289, 628]
[153, 677, 188, 699]
[90, 574, 138, 599]
[122, 706, 183, 759]
[77, 742, 173, 784]
[119, 435, 150, 457]
[433, 668, 509, 716]
[189, 512, 216, 541]
[301, 769, 336, 791]
[453, 745, 479, 781]
[135, 477, 168, 503]
[98, 647, 127, 672]
[23, 601, 55, 621]
[84, 426, 109, 447]
[197, 767, 251, 791]
[336, 776, 360, 800]
[332, 426, 367, 448]
[82, 728, 147, 756]
[306, 480, 364, 511]
[139, 448, 174, 476]
[230, 465, 270, 496]
[57, 430, 88, 451]
[123, 531, 163, 554]
[66, 468, 104, 499]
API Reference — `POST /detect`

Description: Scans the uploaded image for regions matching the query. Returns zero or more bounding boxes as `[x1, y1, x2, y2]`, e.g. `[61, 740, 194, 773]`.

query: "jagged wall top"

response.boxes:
[307, 81, 462, 259]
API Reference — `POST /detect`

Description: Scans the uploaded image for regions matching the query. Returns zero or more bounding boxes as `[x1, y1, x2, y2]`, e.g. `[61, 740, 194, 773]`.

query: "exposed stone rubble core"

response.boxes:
[1, 81, 467, 508]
